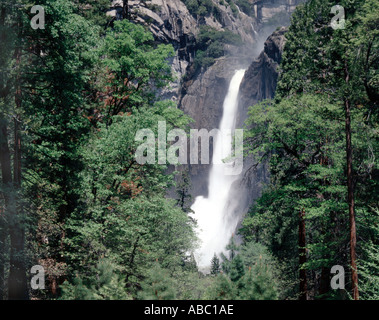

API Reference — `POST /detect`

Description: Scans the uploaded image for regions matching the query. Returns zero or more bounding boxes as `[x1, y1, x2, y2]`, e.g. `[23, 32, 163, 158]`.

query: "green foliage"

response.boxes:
[1, 0, 377, 302]
[205, 241, 279, 300]
[220, 236, 238, 274]
[242, 94, 351, 298]
[18, 0, 102, 297]
[234, 0, 251, 15]
[64, 100, 196, 294]
[236, 262, 278, 300]
[60, 259, 132, 300]
[210, 254, 221, 275]
[239, 242, 288, 298]
[197, 25, 242, 47]
[203, 274, 237, 300]
[242, 0, 379, 299]
[102, 20, 174, 119]
[359, 241, 379, 300]
[229, 254, 245, 282]
[138, 263, 176, 300]
[0, 0, 199, 300]
[183, 0, 215, 17]
[194, 25, 242, 70]
[171, 269, 213, 299]
[73, 0, 111, 29]
[49, 13, 196, 299]
[358, 208, 379, 300]
[185, 0, 200, 15]
[227, 0, 239, 17]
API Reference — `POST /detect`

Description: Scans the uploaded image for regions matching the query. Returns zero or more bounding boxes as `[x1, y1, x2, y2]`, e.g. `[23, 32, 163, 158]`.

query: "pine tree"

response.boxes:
[237, 263, 278, 300]
[210, 253, 220, 275]
[229, 254, 245, 283]
[203, 274, 236, 300]
[226, 235, 238, 260]
[221, 235, 240, 274]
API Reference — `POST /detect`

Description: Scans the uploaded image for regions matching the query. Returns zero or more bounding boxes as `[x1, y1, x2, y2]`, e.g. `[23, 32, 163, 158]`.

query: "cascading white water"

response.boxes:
[251, 23, 258, 36]
[190, 69, 246, 270]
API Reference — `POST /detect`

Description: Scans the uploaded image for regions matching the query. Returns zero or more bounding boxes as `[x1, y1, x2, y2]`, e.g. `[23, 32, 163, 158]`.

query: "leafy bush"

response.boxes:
[185, 0, 200, 15]
[138, 263, 177, 300]
[194, 26, 242, 70]
[183, 0, 215, 17]
[60, 260, 132, 300]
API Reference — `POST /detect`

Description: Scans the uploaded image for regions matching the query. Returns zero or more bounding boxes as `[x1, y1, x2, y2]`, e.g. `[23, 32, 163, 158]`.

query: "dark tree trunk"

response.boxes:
[8, 46, 28, 300]
[344, 62, 359, 300]
[13, 116, 21, 186]
[319, 266, 330, 297]
[345, 99, 359, 300]
[0, 4, 9, 300]
[0, 118, 12, 300]
[8, 118, 28, 300]
[0, 225, 5, 300]
[299, 208, 307, 300]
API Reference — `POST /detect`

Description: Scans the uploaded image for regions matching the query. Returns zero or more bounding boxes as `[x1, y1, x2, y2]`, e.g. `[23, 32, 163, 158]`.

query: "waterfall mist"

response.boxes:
[190, 69, 246, 271]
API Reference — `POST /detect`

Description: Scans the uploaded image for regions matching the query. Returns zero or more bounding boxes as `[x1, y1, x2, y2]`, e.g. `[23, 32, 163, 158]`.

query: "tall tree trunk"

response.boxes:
[0, 221, 5, 300]
[8, 45, 28, 300]
[0, 118, 12, 300]
[299, 208, 307, 300]
[344, 62, 359, 300]
[13, 116, 21, 186]
[0, 0, 9, 302]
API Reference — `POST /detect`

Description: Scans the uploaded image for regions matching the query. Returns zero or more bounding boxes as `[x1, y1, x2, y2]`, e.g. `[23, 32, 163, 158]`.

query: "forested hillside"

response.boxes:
[0, 0, 377, 301]
[242, 0, 378, 300]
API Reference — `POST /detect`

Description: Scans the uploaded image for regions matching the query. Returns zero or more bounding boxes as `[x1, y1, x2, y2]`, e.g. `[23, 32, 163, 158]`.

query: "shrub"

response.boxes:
[194, 26, 242, 70]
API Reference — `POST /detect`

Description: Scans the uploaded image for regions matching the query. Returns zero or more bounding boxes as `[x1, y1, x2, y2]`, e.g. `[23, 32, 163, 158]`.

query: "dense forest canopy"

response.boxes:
[0, 0, 378, 301]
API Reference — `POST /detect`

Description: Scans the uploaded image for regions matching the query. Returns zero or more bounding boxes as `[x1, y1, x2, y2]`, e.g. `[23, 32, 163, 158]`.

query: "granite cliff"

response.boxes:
[106, 0, 299, 208]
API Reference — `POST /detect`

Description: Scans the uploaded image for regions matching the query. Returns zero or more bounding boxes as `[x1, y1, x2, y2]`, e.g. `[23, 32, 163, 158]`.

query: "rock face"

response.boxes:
[238, 26, 287, 125]
[112, 0, 260, 101]
[115, 0, 259, 197]
[106, 1, 296, 212]
[106, 1, 300, 103]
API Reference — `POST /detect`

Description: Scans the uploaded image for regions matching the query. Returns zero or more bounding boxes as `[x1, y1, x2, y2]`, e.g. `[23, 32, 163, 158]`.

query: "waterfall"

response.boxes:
[251, 23, 258, 36]
[190, 69, 246, 271]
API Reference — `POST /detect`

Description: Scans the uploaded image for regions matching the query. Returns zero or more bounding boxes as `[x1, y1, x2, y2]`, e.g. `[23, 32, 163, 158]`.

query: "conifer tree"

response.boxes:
[210, 253, 220, 275]
[229, 254, 245, 283]
[203, 274, 236, 300]
[226, 235, 238, 260]
[237, 263, 278, 300]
